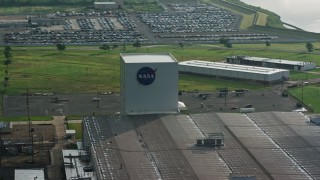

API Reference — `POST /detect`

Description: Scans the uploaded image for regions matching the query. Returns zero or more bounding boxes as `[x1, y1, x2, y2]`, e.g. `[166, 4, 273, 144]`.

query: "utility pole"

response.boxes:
[27, 88, 31, 142]
[301, 80, 304, 105]
[224, 87, 228, 107]
[31, 128, 34, 163]
[0, 133, 2, 167]
[97, 91, 100, 109]
[26, 88, 34, 163]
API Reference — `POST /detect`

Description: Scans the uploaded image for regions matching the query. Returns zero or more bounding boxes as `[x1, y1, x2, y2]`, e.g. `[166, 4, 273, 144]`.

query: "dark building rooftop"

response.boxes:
[82, 112, 320, 179]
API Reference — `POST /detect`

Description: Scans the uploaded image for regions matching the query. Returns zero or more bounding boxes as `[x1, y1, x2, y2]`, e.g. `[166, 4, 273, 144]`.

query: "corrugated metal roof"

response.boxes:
[238, 56, 314, 66]
[94, 2, 116, 5]
[179, 60, 288, 75]
[82, 112, 320, 179]
[121, 53, 177, 63]
[63, 149, 97, 180]
[65, 129, 76, 135]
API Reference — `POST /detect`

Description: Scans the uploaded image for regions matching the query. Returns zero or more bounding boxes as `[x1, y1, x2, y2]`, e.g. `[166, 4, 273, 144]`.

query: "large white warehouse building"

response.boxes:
[179, 60, 289, 84]
[120, 53, 179, 115]
[226, 56, 316, 71]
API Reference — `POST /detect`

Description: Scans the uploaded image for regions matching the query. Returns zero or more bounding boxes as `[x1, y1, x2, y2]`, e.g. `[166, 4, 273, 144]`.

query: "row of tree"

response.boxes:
[56, 40, 142, 53]
[56, 40, 315, 54]
[219, 38, 314, 53]
[3, 46, 12, 92]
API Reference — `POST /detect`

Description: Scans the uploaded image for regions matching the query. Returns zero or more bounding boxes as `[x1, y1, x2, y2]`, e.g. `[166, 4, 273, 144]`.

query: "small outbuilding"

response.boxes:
[0, 122, 12, 134]
[15, 169, 45, 180]
[65, 129, 76, 140]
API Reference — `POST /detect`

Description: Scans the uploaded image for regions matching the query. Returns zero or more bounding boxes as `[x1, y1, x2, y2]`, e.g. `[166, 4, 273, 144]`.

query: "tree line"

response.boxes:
[0, 0, 94, 6]
[3, 46, 12, 92]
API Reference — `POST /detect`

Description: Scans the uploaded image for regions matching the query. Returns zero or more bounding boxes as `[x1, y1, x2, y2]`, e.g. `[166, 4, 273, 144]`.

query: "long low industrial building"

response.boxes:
[179, 60, 289, 84]
[81, 112, 320, 180]
[226, 56, 316, 71]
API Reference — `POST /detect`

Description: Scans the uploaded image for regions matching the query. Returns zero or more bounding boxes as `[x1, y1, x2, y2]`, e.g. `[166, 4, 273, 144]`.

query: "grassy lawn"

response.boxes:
[203, 0, 255, 30]
[311, 68, 320, 72]
[0, 1, 163, 14]
[235, 42, 320, 52]
[2, 46, 121, 94]
[0, 116, 53, 122]
[0, 44, 319, 94]
[68, 123, 82, 140]
[255, 12, 268, 26]
[290, 71, 320, 81]
[248, 26, 320, 41]
[179, 74, 265, 92]
[289, 85, 320, 113]
[0, 6, 87, 15]
[205, 0, 283, 30]
[66, 114, 83, 120]
[126, 0, 163, 13]
[239, 14, 255, 29]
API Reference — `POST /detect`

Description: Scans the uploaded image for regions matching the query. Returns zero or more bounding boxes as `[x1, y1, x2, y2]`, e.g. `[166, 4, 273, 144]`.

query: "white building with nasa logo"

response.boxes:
[120, 53, 179, 115]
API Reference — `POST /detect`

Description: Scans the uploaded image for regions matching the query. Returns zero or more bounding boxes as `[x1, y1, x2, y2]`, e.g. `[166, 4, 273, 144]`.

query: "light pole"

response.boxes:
[30, 127, 35, 163]
[301, 80, 304, 105]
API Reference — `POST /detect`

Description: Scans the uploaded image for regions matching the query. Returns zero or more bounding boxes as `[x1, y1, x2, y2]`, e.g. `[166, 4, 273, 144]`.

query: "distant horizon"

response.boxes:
[240, 0, 320, 33]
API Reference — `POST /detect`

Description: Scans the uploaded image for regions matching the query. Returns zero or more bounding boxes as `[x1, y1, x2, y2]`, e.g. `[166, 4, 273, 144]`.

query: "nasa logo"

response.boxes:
[137, 67, 157, 85]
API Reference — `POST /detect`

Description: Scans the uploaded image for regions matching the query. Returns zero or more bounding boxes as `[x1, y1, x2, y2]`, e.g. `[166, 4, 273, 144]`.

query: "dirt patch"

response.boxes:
[0, 15, 26, 21]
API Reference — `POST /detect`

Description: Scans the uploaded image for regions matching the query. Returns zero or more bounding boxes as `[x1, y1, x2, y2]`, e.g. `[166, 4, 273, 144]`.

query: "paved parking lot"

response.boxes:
[3, 89, 300, 117]
[180, 89, 299, 114]
[1, 3, 277, 45]
[139, 3, 238, 34]
[3, 93, 121, 117]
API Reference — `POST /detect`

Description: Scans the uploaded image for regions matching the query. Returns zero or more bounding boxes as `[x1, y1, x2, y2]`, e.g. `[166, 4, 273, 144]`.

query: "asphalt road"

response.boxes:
[3, 93, 121, 117]
[3, 88, 301, 117]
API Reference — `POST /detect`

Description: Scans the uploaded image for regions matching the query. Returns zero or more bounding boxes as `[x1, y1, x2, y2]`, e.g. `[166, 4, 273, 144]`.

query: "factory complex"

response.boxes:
[74, 53, 319, 179]
[1, 53, 319, 180]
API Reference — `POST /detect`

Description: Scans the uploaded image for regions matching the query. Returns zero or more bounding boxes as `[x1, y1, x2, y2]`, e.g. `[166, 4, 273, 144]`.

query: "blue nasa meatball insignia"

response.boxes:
[137, 67, 157, 85]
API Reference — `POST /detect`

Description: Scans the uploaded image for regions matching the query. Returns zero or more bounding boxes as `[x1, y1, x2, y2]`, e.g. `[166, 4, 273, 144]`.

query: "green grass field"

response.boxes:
[1, 43, 320, 94]
[0, 116, 53, 122]
[289, 85, 320, 113]
[68, 123, 82, 140]
[204, 0, 283, 30]
[0, 43, 320, 94]
[290, 71, 320, 81]
[255, 12, 268, 26]
[0, 6, 87, 15]
[0, 1, 163, 15]
[125, 0, 163, 13]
